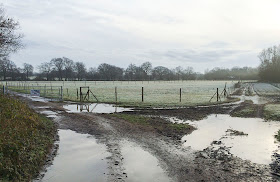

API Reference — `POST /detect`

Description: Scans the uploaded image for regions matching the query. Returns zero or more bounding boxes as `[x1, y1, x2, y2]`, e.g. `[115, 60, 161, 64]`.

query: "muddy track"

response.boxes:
[16, 94, 279, 182]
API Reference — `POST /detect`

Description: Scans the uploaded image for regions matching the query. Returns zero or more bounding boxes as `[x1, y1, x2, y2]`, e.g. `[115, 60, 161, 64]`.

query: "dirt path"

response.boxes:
[17, 95, 279, 182]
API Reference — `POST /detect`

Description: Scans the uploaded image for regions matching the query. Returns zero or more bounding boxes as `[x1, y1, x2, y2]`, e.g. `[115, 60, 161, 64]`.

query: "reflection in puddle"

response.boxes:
[41, 130, 109, 182]
[121, 141, 170, 182]
[182, 114, 280, 164]
[39, 110, 57, 118]
[63, 103, 132, 113]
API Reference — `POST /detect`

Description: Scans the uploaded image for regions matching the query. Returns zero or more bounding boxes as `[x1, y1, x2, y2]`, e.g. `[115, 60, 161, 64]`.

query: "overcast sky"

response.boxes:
[3, 0, 280, 73]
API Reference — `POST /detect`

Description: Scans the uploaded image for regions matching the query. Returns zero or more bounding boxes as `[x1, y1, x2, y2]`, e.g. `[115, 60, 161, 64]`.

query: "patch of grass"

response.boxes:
[168, 123, 193, 131]
[231, 107, 256, 117]
[264, 104, 280, 121]
[230, 101, 258, 118]
[226, 129, 248, 136]
[110, 113, 195, 140]
[0, 94, 56, 181]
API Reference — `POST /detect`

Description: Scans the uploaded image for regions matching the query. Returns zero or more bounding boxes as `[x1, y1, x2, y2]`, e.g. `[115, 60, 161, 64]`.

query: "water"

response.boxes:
[232, 94, 271, 105]
[121, 141, 171, 182]
[39, 110, 57, 118]
[63, 103, 132, 113]
[182, 114, 280, 164]
[40, 130, 109, 182]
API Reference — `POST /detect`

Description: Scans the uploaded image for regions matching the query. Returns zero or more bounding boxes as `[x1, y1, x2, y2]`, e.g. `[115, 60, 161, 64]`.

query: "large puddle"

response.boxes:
[121, 141, 171, 182]
[40, 130, 109, 182]
[63, 103, 132, 113]
[182, 114, 280, 164]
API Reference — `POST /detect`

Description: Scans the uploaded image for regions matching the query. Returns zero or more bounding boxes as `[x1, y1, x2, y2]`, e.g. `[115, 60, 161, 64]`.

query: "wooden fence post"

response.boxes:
[115, 87, 117, 103]
[217, 88, 219, 102]
[180, 88, 182, 102]
[80, 87, 82, 102]
[142, 87, 144, 102]
[61, 86, 63, 101]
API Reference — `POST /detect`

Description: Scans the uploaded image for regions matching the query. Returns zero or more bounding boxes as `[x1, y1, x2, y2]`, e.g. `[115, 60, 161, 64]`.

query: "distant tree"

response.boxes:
[51, 58, 64, 80]
[152, 66, 172, 80]
[183, 66, 196, 80]
[75, 62, 86, 80]
[38, 62, 53, 81]
[7, 60, 17, 80]
[0, 57, 9, 80]
[258, 45, 280, 82]
[175, 66, 183, 80]
[98, 63, 123, 80]
[141, 62, 152, 80]
[87, 67, 98, 80]
[0, 5, 23, 58]
[63, 57, 75, 81]
[23, 63, 33, 80]
[125, 63, 137, 80]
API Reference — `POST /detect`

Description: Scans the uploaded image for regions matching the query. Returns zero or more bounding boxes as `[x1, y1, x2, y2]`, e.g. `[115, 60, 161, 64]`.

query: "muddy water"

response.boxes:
[121, 141, 171, 182]
[63, 103, 132, 113]
[232, 94, 271, 105]
[40, 130, 109, 182]
[39, 110, 57, 118]
[182, 114, 280, 164]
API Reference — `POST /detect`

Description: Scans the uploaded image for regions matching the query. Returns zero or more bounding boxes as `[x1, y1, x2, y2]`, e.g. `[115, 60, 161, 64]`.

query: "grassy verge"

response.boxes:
[110, 113, 195, 140]
[0, 94, 56, 181]
[275, 130, 280, 142]
[264, 103, 280, 121]
[115, 97, 240, 109]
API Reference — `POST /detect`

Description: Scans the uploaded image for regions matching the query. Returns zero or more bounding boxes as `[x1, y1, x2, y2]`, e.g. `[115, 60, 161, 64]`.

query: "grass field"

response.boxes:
[1, 80, 237, 107]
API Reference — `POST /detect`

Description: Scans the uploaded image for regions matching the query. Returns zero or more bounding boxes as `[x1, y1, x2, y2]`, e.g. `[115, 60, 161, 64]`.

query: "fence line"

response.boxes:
[2, 81, 236, 104]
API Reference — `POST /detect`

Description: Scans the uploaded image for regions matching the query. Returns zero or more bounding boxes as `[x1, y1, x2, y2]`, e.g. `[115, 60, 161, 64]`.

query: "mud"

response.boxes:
[12, 92, 280, 182]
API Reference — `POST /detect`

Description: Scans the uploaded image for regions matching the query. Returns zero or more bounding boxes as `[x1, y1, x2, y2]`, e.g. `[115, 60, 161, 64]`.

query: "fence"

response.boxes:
[1, 81, 237, 105]
[5, 84, 63, 101]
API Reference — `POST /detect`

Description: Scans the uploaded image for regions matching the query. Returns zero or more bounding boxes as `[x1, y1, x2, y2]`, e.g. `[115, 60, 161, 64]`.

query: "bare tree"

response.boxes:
[38, 62, 52, 81]
[125, 63, 137, 80]
[23, 63, 33, 80]
[175, 66, 183, 80]
[87, 67, 98, 80]
[51, 58, 64, 80]
[0, 5, 23, 57]
[0, 57, 9, 80]
[75, 62, 86, 80]
[141, 61, 152, 80]
[63, 57, 74, 81]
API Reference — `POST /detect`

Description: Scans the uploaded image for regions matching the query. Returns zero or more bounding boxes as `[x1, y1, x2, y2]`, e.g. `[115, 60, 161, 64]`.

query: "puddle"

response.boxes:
[162, 116, 189, 124]
[232, 94, 271, 105]
[121, 141, 171, 182]
[17, 93, 49, 102]
[39, 110, 57, 118]
[40, 130, 109, 182]
[37, 106, 50, 109]
[63, 103, 132, 114]
[182, 114, 280, 164]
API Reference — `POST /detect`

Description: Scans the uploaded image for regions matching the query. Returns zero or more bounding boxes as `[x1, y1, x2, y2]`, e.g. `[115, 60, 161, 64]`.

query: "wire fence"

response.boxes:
[1, 81, 236, 105]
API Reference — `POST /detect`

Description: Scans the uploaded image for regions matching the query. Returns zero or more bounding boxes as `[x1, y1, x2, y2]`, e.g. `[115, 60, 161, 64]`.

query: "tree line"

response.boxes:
[258, 45, 280, 82]
[0, 56, 259, 81]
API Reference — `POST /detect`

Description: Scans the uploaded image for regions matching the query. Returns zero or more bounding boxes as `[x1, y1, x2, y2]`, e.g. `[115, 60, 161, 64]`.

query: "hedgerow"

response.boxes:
[0, 94, 56, 181]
